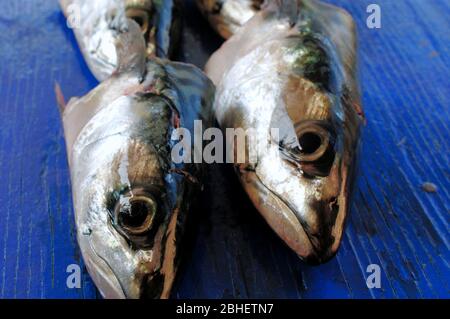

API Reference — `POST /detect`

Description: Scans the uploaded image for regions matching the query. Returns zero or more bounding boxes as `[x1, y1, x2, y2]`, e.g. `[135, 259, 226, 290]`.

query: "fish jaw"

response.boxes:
[235, 131, 351, 264]
[238, 169, 315, 259]
[77, 198, 183, 299]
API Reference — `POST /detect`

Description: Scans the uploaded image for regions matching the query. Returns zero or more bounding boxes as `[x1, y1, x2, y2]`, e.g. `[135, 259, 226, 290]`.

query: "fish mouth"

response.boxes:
[78, 233, 127, 299]
[241, 170, 342, 264]
[86, 232, 161, 299]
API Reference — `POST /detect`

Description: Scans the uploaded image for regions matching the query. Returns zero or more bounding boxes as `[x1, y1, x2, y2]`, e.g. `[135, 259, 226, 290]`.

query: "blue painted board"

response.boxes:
[0, 0, 448, 299]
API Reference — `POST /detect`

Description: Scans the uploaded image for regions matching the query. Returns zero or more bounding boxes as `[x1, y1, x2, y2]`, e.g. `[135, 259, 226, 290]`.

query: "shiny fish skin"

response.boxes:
[60, 0, 180, 81]
[196, 0, 263, 38]
[59, 20, 215, 298]
[206, 0, 364, 264]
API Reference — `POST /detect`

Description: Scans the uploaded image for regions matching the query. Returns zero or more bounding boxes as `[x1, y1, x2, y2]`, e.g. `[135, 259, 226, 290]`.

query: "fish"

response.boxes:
[60, 0, 181, 81]
[205, 0, 364, 264]
[196, 0, 264, 39]
[57, 18, 215, 298]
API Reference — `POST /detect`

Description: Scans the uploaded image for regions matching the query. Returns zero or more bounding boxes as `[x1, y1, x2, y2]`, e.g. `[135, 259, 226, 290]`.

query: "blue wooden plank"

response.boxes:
[0, 0, 448, 299]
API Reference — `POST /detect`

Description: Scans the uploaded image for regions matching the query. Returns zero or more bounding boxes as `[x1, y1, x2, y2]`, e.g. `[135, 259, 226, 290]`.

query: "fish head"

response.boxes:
[67, 93, 190, 298]
[60, 0, 130, 80]
[60, 0, 179, 80]
[237, 75, 361, 265]
[206, 0, 362, 265]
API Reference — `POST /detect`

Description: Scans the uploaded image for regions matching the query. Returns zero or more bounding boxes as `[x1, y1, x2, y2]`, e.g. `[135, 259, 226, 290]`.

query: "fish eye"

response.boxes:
[114, 192, 157, 235]
[287, 120, 336, 177]
[299, 132, 322, 155]
[295, 121, 330, 162]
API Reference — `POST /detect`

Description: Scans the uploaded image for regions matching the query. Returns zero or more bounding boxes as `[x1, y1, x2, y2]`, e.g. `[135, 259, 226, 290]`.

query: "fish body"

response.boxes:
[196, 0, 263, 38]
[206, 0, 364, 263]
[60, 0, 180, 81]
[59, 19, 215, 298]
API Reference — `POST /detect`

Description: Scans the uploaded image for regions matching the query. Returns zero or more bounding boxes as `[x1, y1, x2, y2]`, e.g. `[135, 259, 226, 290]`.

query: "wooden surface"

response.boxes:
[0, 0, 448, 299]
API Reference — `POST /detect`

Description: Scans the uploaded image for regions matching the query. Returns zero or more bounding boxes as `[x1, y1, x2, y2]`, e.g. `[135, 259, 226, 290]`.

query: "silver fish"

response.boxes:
[196, 0, 263, 38]
[205, 0, 364, 263]
[57, 19, 215, 298]
[60, 0, 180, 81]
